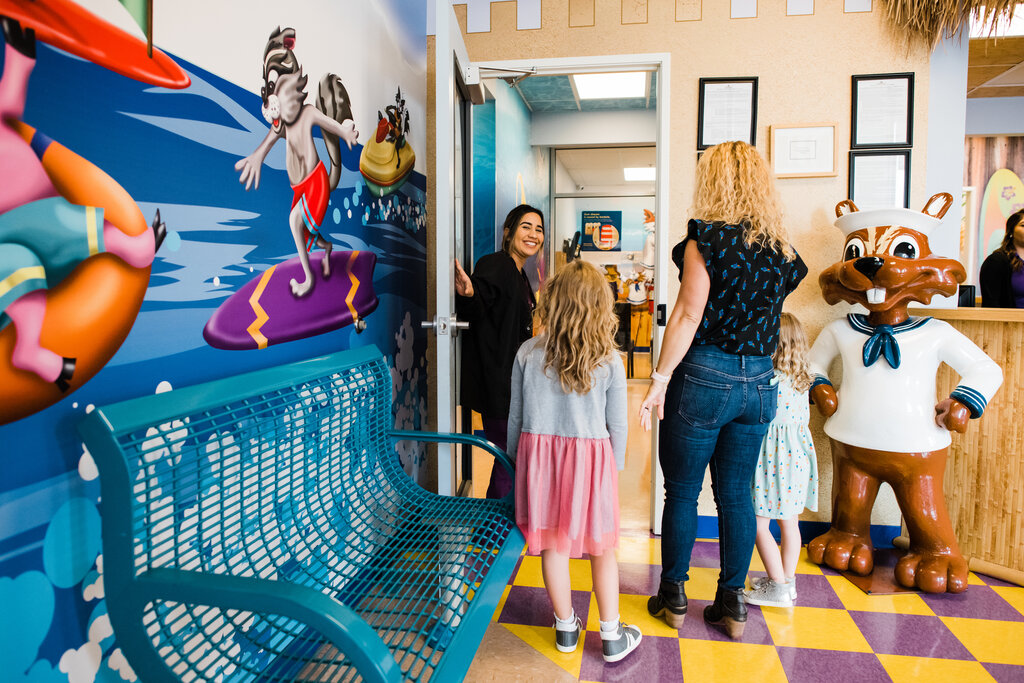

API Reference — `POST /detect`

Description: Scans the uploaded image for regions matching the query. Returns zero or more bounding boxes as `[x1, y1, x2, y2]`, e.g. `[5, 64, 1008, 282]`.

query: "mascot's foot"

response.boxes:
[321, 244, 332, 278]
[895, 550, 969, 593]
[54, 357, 76, 393]
[290, 277, 313, 297]
[152, 209, 167, 253]
[807, 528, 874, 575]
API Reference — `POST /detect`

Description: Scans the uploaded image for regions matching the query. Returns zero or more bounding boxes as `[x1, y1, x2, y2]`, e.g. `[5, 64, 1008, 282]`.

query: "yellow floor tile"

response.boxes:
[683, 566, 721, 601]
[825, 574, 935, 615]
[502, 623, 583, 678]
[967, 572, 988, 586]
[681, 640, 787, 683]
[492, 585, 511, 622]
[583, 592, 681, 638]
[941, 617, 1024, 665]
[616, 533, 661, 565]
[877, 654, 998, 683]
[992, 585, 1024, 617]
[513, 556, 594, 591]
[762, 605, 873, 652]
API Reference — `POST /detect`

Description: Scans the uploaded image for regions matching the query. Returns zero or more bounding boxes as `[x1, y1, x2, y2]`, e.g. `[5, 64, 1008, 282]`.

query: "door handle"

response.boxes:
[421, 316, 470, 335]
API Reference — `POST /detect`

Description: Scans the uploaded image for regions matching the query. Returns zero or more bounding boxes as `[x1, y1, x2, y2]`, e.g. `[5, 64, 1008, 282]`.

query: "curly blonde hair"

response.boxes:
[773, 312, 813, 392]
[537, 260, 618, 394]
[692, 141, 795, 260]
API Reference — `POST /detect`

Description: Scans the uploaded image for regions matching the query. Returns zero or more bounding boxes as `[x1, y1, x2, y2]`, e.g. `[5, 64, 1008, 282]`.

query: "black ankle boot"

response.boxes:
[647, 579, 687, 629]
[703, 586, 747, 639]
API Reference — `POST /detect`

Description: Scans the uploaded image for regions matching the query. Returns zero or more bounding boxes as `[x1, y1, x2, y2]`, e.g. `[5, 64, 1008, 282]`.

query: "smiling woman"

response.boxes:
[454, 204, 545, 498]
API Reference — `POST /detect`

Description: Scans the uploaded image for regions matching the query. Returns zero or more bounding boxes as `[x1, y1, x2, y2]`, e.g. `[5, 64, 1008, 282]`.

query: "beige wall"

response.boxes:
[446, 0, 936, 526]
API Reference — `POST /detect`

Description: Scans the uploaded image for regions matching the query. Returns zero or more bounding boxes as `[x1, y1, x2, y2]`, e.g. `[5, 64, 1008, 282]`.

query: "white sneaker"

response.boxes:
[744, 578, 794, 608]
[751, 575, 797, 601]
[600, 622, 642, 663]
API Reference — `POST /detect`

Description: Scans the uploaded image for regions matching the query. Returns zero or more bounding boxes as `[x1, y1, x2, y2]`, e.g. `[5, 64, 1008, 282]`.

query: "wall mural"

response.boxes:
[0, 1, 429, 681]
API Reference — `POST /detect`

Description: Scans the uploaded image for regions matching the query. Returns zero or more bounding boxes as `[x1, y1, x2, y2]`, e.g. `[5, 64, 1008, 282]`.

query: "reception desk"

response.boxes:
[909, 306, 1024, 584]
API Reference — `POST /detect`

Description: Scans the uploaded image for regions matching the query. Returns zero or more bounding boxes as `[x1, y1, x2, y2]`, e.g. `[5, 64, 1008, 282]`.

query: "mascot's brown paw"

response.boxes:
[895, 550, 969, 593]
[807, 529, 874, 575]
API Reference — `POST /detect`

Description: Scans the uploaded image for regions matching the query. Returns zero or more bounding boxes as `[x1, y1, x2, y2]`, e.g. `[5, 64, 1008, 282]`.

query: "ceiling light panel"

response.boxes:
[572, 72, 647, 99]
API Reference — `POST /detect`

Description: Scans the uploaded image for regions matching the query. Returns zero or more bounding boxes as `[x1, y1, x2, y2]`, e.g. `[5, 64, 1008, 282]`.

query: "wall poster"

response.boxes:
[581, 210, 622, 251]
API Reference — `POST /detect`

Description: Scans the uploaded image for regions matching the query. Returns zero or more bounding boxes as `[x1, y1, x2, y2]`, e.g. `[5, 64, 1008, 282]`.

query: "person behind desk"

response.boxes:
[454, 204, 545, 498]
[980, 209, 1024, 308]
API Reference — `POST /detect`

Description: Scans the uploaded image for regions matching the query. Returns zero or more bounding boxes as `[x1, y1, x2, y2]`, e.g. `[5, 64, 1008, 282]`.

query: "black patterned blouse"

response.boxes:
[672, 218, 806, 357]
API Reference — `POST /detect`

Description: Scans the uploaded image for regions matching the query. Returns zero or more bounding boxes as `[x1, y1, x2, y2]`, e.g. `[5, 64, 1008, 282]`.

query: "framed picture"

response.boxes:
[851, 73, 914, 148]
[770, 123, 837, 178]
[697, 77, 758, 150]
[848, 149, 911, 209]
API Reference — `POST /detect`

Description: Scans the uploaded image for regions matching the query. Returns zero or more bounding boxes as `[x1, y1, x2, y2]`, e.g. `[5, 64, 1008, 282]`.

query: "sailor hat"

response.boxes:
[834, 207, 942, 237]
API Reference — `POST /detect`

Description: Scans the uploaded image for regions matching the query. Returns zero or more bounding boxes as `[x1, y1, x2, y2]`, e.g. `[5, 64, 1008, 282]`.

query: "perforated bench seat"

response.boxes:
[78, 345, 524, 682]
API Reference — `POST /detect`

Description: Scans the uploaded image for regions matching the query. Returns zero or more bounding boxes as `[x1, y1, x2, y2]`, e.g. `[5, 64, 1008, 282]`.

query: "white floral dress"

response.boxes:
[752, 373, 818, 519]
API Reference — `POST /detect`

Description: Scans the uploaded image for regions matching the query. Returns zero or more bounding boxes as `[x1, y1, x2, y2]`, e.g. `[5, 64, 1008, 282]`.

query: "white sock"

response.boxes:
[554, 610, 577, 631]
[599, 616, 620, 636]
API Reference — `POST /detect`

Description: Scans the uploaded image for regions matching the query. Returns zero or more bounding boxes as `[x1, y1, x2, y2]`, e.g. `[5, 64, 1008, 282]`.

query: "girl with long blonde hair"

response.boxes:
[507, 260, 642, 663]
[640, 140, 807, 639]
[745, 312, 818, 608]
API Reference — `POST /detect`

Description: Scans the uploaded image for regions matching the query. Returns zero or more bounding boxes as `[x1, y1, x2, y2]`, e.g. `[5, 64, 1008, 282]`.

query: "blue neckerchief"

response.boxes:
[846, 314, 931, 370]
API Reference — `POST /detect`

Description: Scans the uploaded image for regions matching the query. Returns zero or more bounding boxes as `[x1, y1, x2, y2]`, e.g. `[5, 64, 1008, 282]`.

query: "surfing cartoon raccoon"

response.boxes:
[235, 27, 358, 297]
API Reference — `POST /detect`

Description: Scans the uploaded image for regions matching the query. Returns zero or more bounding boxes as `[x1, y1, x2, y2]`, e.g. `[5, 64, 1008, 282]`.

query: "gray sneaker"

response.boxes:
[744, 577, 794, 608]
[751, 575, 797, 601]
[554, 616, 582, 653]
[601, 622, 642, 663]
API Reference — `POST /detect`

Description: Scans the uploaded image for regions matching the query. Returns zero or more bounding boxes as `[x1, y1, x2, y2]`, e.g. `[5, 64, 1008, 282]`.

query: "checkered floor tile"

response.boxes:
[488, 535, 1024, 682]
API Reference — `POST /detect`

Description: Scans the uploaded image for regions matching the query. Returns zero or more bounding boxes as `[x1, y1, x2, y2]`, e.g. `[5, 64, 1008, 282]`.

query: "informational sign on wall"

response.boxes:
[581, 210, 622, 251]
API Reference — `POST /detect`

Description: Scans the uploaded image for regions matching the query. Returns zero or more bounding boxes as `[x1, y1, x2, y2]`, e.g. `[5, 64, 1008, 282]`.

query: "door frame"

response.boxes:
[439, 51, 671, 533]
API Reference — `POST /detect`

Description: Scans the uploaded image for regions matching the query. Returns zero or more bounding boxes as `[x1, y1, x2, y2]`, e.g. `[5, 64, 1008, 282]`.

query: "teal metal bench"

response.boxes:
[78, 345, 524, 683]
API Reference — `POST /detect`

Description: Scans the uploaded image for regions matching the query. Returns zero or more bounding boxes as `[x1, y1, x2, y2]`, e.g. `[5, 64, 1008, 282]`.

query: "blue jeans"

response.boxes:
[659, 345, 777, 591]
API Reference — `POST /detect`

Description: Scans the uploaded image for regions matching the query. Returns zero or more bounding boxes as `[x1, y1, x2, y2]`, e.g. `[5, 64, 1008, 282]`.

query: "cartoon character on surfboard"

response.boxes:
[234, 26, 359, 298]
[0, 1, 190, 425]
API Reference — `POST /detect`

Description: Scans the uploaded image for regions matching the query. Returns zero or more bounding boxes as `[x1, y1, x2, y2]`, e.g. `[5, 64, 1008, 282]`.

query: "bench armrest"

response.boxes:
[129, 568, 402, 683]
[389, 429, 514, 479]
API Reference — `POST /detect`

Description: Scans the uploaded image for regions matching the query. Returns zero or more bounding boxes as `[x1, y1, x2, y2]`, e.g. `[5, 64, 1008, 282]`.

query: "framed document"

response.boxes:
[851, 73, 913, 148]
[770, 123, 837, 178]
[698, 77, 758, 150]
[848, 150, 911, 209]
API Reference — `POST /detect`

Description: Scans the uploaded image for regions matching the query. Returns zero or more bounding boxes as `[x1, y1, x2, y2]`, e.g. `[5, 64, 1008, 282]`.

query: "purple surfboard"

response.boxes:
[203, 250, 378, 350]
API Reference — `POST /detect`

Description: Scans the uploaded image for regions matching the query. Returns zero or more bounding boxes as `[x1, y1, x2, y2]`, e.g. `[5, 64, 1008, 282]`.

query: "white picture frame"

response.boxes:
[770, 123, 837, 178]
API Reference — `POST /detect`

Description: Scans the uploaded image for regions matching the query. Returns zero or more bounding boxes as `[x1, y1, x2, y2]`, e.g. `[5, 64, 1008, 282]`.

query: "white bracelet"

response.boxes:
[650, 369, 671, 384]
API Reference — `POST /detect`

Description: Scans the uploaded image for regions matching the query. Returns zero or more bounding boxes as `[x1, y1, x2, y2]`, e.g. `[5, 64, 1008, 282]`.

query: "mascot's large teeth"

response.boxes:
[867, 287, 887, 304]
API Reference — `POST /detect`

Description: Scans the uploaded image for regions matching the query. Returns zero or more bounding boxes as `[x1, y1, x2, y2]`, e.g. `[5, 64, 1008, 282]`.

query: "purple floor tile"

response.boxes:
[676, 598, 773, 645]
[690, 540, 722, 569]
[497, 585, 591, 627]
[983, 662, 1024, 682]
[919, 584, 1024, 621]
[745, 572, 844, 609]
[579, 631, 682, 682]
[777, 647, 890, 683]
[618, 561, 661, 596]
[976, 574, 1019, 588]
[849, 611, 972, 659]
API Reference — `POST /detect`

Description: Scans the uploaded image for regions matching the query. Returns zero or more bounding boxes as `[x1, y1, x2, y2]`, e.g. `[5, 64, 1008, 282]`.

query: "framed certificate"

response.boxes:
[851, 73, 914, 148]
[848, 149, 911, 209]
[770, 123, 837, 178]
[698, 77, 758, 150]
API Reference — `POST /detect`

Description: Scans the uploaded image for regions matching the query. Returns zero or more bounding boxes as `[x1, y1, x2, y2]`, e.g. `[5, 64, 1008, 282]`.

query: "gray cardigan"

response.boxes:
[506, 336, 628, 470]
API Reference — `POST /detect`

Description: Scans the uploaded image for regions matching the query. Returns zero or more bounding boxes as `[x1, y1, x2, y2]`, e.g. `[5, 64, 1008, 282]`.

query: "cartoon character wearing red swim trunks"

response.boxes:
[235, 27, 359, 297]
[0, 14, 173, 395]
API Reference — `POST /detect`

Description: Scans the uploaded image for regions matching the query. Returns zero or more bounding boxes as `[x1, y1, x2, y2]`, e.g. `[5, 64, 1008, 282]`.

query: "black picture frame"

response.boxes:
[848, 149, 911, 209]
[697, 77, 758, 150]
[851, 73, 914, 149]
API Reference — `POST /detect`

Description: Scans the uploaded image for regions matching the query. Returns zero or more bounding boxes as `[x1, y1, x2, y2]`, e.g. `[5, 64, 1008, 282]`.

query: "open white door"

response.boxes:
[429, 1, 472, 496]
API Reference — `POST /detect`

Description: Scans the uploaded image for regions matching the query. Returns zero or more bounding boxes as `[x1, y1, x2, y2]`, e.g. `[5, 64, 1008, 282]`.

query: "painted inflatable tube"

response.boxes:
[0, 121, 150, 425]
[359, 137, 415, 198]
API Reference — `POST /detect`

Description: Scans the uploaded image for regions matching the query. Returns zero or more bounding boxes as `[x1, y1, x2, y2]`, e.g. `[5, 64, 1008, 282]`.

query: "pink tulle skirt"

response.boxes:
[515, 432, 620, 558]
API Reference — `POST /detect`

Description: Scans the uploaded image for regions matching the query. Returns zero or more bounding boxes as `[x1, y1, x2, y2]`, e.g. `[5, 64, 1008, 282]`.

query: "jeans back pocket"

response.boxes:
[679, 374, 732, 428]
[757, 382, 778, 424]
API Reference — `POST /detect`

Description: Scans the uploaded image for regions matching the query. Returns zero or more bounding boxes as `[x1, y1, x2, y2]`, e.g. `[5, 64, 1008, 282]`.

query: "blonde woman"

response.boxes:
[508, 260, 642, 663]
[746, 312, 818, 608]
[638, 141, 807, 639]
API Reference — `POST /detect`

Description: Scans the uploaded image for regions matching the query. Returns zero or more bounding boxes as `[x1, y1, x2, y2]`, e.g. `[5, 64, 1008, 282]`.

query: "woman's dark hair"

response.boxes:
[501, 204, 545, 253]
[999, 209, 1024, 272]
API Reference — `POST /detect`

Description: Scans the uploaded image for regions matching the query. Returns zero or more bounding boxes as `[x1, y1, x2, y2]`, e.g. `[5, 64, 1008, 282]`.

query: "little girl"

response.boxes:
[508, 260, 642, 663]
[745, 312, 818, 608]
